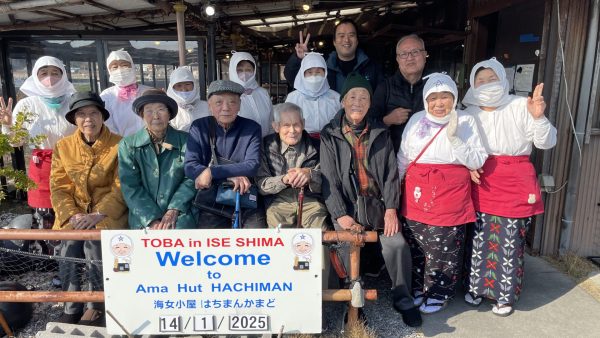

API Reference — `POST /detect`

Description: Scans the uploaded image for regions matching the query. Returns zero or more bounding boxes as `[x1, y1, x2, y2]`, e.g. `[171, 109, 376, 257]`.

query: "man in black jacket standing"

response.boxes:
[371, 34, 428, 153]
[284, 19, 382, 94]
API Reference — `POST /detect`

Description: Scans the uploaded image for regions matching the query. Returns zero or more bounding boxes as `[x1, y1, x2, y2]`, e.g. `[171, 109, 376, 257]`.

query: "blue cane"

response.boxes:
[232, 191, 241, 229]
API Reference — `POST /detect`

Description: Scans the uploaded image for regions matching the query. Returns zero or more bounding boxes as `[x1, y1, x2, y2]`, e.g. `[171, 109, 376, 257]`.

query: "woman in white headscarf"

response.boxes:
[285, 52, 340, 138]
[100, 49, 153, 137]
[0, 56, 76, 226]
[398, 73, 487, 314]
[462, 58, 556, 316]
[228, 51, 273, 137]
[166, 67, 209, 132]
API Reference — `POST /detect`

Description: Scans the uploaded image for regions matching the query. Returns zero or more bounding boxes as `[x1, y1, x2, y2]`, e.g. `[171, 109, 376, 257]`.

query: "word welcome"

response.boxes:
[155, 251, 271, 267]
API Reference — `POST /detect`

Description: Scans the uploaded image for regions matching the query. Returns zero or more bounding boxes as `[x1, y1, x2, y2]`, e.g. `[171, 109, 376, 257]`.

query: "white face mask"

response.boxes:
[109, 67, 137, 86]
[473, 82, 506, 106]
[174, 90, 196, 104]
[237, 71, 254, 83]
[304, 75, 325, 93]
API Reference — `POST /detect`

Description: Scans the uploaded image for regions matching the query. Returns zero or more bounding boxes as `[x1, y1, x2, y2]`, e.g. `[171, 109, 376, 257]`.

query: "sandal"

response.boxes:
[413, 291, 425, 307]
[464, 292, 483, 307]
[492, 303, 514, 317]
[419, 298, 447, 314]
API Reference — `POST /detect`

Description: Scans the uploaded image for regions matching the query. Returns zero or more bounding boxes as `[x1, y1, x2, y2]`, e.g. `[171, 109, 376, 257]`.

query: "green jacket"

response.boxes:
[118, 126, 197, 229]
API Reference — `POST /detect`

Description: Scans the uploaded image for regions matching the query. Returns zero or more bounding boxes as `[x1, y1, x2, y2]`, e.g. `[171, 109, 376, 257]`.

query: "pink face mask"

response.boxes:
[39, 76, 61, 88]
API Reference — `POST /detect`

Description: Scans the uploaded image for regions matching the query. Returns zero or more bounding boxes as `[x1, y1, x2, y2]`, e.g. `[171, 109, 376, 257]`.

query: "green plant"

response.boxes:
[0, 106, 46, 202]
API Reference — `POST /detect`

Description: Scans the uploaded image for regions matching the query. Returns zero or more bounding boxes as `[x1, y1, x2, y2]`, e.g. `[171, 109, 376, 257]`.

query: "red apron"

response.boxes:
[27, 149, 53, 209]
[472, 155, 544, 218]
[402, 163, 475, 226]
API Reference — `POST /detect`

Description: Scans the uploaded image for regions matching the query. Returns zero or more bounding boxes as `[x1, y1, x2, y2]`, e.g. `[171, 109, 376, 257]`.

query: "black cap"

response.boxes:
[65, 91, 110, 125]
[132, 89, 178, 120]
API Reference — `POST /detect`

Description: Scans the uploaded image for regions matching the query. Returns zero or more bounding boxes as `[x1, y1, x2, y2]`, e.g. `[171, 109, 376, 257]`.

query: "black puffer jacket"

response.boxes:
[371, 71, 426, 153]
[320, 111, 399, 221]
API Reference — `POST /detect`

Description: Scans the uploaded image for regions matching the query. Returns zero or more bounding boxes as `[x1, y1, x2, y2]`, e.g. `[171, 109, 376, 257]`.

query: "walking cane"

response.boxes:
[232, 191, 240, 229]
[296, 186, 305, 228]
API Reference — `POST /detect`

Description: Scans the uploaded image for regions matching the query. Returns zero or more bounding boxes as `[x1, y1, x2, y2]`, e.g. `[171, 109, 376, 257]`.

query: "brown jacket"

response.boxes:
[51, 125, 128, 229]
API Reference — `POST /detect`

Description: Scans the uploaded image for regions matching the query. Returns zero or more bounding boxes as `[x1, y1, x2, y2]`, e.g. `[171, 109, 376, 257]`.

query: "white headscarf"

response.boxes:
[19, 56, 75, 99]
[167, 67, 200, 108]
[422, 72, 458, 123]
[228, 51, 259, 90]
[462, 57, 512, 108]
[294, 52, 329, 98]
[106, 49, 134, 69]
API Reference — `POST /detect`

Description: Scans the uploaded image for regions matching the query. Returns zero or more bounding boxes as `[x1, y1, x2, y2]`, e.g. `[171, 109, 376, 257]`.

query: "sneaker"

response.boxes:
[399, 307, 422, 327]
[492, 303, 514, 317]
[56, 312, 83, 324]
[464, 292, 483, 307]
[413, 291, 425, 307]
[419, 298, 447, 314]
[363, 263, 386, 278]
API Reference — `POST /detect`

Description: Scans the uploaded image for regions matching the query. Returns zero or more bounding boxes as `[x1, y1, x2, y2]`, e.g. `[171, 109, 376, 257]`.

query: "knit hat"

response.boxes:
[65, 91, 110, 125]
[132, 89, 178, 120]
[207, 79, 245, 98]
[339, 72, 373, 102]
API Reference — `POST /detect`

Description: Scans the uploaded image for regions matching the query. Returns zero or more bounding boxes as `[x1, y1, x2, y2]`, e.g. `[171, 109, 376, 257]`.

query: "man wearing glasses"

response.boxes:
[372, 34, 428, 153]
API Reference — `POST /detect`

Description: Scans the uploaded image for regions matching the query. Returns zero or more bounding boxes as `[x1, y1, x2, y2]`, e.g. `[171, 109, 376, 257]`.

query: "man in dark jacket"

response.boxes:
[284, 19, 382, 93]
[256, 102, 328, 229]
[320, 73, 422, 327]
[371, 34, 428, 153]
[184, 80, 265, 228]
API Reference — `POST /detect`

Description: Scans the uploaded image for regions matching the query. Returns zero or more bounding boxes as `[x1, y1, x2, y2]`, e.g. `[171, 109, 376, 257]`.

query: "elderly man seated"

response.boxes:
[184, 80, 265, 228]
[256, 102, 328, 229]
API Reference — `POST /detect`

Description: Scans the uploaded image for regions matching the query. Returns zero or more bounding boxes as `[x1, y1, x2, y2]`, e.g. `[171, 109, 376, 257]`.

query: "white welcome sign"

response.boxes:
[101, 228, 322, 335]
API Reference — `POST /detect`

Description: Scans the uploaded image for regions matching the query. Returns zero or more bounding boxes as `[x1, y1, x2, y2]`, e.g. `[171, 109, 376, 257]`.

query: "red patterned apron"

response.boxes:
[27, 149, 53, 209]
[472, 155, 544, 218]
[402, 163, 475, 226]
[400, 126, 475, 226]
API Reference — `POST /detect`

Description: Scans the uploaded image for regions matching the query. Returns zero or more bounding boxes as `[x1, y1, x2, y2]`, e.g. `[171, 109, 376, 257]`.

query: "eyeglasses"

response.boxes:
[143, 107, 169, 116]
[397, 49, 425, 59]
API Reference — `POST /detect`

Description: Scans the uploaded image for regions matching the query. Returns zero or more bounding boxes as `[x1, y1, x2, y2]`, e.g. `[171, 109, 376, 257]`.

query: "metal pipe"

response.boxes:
[559, 0, 600, 254]
[174, 2, 187, 66]
[0, 229, 378, 243]
[207, 22, 216, 82]
[0, 291, 104, 303]
[0, 289, 378, 303]
[0, 0, 83, 15]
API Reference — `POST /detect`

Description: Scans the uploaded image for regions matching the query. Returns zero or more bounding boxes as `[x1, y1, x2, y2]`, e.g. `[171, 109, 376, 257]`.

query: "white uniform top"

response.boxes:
[285, 90, 340, 134]
[5, 96, 75, 149]
[170, 101, 210, 132]
[100, 84, 153, 137]
[238, 87, 272, 137]
[465, 96, 557, 156]
[397, 110, 488, 178]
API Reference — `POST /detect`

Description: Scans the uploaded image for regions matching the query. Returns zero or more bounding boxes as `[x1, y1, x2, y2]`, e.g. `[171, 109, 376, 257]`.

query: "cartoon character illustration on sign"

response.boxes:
[110, 234, 133, 272]
[292, 233, 313, 271]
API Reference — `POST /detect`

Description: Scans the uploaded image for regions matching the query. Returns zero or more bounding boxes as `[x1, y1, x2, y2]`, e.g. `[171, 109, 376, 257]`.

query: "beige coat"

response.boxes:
[51, 126, 128, 229]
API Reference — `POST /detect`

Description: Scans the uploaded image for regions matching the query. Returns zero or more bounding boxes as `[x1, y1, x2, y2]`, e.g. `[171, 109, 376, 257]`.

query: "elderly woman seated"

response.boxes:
[184, 80, 265, 228]
[118, 89, 197, 229]
[256, 102, 328, 228]
[50, 91, 127, 325]
[320, 73, 422, 327]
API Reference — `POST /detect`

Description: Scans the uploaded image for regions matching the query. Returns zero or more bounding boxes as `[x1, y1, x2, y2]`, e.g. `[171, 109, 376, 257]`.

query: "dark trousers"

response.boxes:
[59, 240, 103, 315]
[197, 206, 266, 229]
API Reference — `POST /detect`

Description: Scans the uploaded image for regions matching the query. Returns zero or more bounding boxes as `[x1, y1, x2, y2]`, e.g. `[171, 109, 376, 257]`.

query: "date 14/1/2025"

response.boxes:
[159, 314, 270, 332]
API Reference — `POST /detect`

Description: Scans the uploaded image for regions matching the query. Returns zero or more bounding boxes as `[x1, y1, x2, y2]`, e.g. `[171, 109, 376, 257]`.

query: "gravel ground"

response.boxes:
[2, 212, 420, 338]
